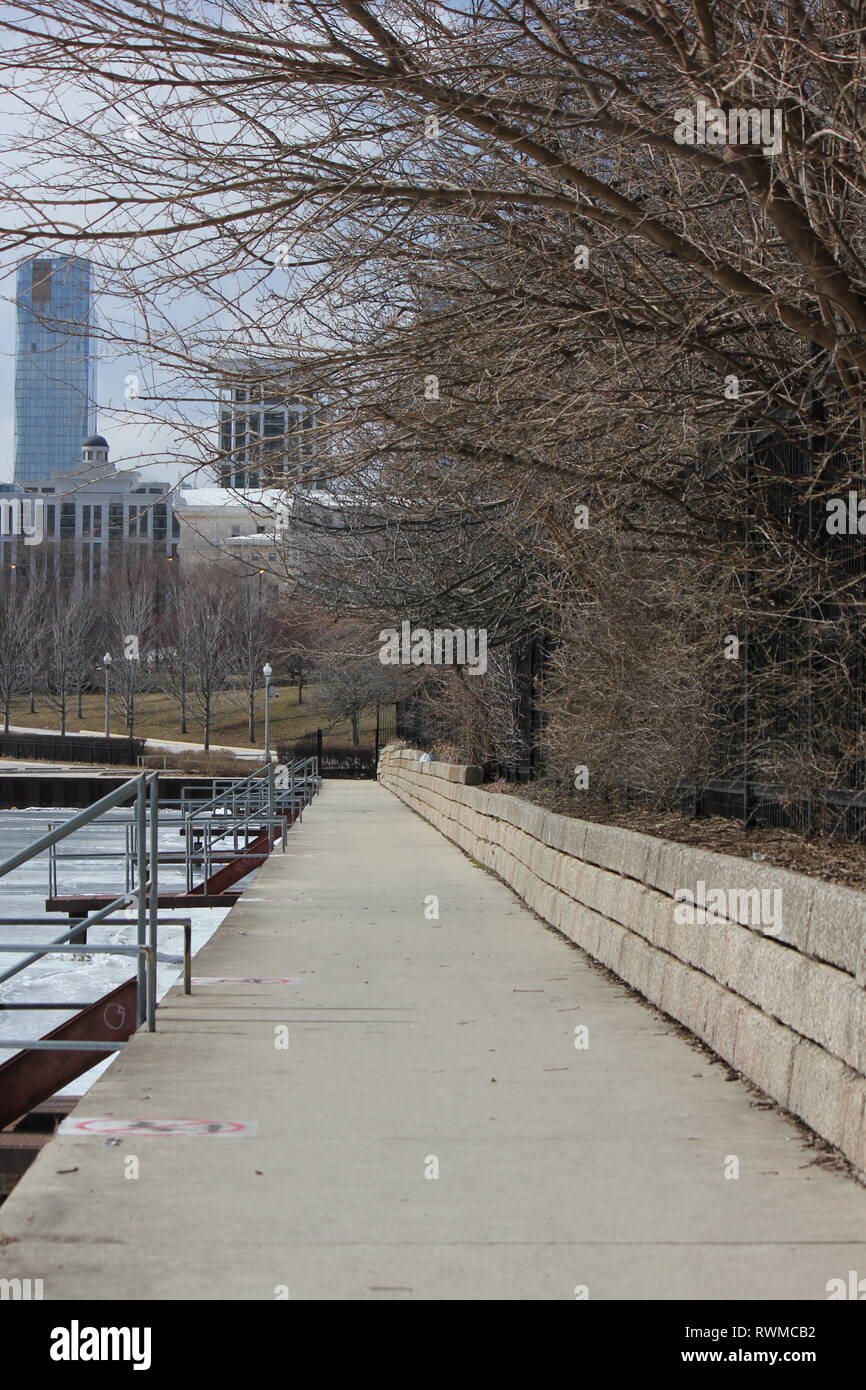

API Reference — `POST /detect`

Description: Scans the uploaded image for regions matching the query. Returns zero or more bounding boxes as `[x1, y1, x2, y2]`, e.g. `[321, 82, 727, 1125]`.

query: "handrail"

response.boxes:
[0, 755, 321, 1063]
[0, 772, 160, 1040]
[0, 772, 152, 879]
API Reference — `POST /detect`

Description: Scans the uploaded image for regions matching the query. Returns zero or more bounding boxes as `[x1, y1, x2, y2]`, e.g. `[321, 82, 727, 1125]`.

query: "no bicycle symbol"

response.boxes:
[59, 1117, 257, 1138]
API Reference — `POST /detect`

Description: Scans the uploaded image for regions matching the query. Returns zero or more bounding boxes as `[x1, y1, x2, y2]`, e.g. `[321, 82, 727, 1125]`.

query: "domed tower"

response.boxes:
[82, 433, 109, 466]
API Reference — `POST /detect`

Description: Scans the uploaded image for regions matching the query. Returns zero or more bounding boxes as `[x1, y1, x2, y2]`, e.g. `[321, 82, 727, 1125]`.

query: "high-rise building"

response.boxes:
[13, 255, 97, 483]
[216, 358, 324, 488]
[1, 435, 180, 584]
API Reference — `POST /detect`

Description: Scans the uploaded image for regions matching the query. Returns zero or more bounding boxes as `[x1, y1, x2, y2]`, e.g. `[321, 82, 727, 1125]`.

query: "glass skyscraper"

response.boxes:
[13, 255, 97, 483]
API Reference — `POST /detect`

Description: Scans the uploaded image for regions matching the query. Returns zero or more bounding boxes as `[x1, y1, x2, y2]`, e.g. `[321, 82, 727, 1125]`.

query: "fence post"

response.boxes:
[147, 772, 159, 1031]
[135, 775, 147, 1027]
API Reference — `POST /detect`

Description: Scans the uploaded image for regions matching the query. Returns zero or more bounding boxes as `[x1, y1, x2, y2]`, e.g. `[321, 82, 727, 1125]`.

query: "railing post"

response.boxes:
[68, 913, 87, 946]
[147, 772, 158, 1031]
[136, 775, 147, 1027]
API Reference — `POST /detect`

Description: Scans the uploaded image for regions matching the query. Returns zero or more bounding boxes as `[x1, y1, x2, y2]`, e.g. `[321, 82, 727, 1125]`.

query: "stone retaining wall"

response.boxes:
[378, 745, 866, 1173]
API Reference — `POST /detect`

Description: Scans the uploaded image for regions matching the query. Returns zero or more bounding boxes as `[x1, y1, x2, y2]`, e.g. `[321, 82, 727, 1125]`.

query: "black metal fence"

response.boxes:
[282, 704, 407, 778]
[619, 778, 866, 840]
[0, 731, 145, 767]
[288, 728, 323, 764]
[279, 730, 377, 778]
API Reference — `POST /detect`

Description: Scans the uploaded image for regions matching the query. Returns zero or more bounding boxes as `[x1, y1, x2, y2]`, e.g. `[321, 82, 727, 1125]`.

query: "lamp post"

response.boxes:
[102, 652, 112, 738]
[262, 662, 272, 761]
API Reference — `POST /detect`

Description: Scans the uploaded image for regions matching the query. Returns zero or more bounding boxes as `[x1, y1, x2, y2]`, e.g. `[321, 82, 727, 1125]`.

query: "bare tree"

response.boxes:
[231, 574, 276, 743]
[0, 577, 39, 732]
[39, 583, 93, 736]
[315, 621, 413, 745]
[98, 560, 158, 738]
[153, 568, 196, 737]
[183, 568, 236, 751]
[2, 2, 865, 815]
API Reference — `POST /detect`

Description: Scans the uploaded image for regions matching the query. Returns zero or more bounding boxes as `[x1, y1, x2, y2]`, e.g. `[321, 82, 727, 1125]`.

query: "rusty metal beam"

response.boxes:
[0, 977, 138, 1130]
[46, 893, 241, 911]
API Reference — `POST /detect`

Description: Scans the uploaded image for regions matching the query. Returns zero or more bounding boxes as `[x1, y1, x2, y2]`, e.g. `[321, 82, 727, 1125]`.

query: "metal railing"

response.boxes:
[182, 756, 320, 891]
[0, 773, 162, 1052]
[0, 755, 320, 1058]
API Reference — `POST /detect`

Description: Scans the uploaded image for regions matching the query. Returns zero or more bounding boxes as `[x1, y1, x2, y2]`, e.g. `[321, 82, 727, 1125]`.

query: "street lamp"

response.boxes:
[262, 662, 273, 760]
[102, 652, 112, 738]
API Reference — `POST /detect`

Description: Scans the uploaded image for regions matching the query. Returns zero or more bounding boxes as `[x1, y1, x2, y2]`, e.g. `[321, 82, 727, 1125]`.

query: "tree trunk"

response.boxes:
[351, 709, 360, 745]
[248, 678, 256, 742]
[298, 674, 303, 705]
[180, 673, 187, 735]
[29, 687, 35, 714]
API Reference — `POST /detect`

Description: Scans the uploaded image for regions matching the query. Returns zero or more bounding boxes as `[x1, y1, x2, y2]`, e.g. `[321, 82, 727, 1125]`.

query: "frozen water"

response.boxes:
[0, 806, 237, 1095]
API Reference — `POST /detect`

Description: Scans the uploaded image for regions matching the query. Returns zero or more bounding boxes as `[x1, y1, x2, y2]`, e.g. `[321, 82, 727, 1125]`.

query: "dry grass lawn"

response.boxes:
[8, 685, 379, 749]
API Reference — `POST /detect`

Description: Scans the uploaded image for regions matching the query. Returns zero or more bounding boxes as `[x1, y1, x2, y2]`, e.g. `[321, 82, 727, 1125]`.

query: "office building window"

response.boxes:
[82, 504, 91, 537]
[153, 502, 167, 542]
[220, 411, 233, 458]
[60, 501, 76, 538]
[45, 504, 56, 537]
[128, 505, 138, 537]
[31, 260, 52, 303]
[92, 504, 102, 538]
[109, 502, 124, 538]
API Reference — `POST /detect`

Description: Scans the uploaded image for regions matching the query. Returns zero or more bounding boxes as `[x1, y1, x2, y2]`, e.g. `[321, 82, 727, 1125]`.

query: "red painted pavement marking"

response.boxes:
[59, 1117, 257, 1137]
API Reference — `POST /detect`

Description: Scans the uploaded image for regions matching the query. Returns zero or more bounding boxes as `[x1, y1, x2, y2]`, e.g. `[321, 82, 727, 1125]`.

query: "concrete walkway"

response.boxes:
[1, 781, 864, 1300]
